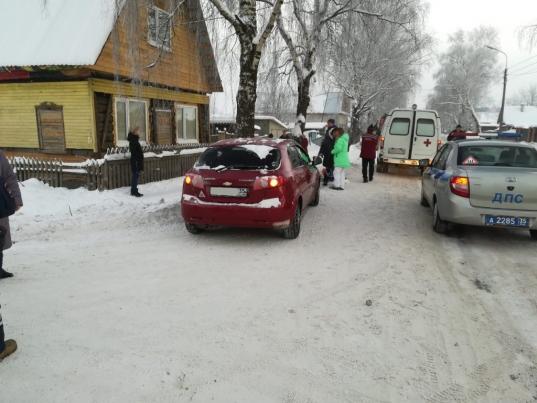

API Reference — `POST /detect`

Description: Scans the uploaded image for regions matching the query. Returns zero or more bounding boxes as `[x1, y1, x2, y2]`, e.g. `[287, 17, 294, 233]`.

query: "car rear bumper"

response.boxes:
[181, 195, 293, 229]
[440, 195, 537, 229]
[381, 157, 422, 166]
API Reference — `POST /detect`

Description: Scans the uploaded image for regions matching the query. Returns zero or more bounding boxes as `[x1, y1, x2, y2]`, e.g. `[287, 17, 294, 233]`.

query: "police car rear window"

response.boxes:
[458, 145, 537, 168]
[389, 118, 410, 136]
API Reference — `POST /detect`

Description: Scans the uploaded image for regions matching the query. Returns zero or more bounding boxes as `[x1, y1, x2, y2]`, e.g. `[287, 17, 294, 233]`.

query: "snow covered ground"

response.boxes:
[1, 146, 537, 402]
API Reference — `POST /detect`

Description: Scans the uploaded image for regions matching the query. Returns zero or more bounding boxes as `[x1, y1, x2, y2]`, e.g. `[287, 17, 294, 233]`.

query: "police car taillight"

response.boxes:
[450, 176, 470, 198]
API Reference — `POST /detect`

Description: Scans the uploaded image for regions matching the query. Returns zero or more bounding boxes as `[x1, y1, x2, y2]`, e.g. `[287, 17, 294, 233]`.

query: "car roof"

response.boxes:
[212, 137, 291, 148]
[453, 140, 536, 148]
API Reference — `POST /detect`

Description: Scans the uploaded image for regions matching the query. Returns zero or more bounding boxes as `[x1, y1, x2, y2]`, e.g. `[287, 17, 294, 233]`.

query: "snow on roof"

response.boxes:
[305, 122, 327, 130]
[0, 0, 121, 67]
[478, 105, 537, 128]
[504, 105, 537, 129]
[308, 92, 344, 114]
[210, 115, 288, 129]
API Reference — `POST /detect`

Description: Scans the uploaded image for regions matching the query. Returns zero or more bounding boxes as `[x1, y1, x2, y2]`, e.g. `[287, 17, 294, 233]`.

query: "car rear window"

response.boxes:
[196, 145, 281, 170]
[389, 118, 410, 135]
[458, 145, 537, 168]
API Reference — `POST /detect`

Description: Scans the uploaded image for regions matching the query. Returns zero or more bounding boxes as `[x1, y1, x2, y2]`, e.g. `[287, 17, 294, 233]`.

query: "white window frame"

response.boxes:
[114, 97, 150, 146]
[175, 104, 199, 144]
[147, 5, 172, 51]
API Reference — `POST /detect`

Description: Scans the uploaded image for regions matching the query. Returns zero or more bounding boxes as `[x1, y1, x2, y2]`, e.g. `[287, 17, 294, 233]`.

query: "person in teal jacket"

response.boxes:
[331, 128, 351, 190]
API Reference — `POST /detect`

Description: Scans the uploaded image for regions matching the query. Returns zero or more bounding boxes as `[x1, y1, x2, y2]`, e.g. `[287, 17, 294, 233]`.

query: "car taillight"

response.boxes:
[450, 176, 470, 198]
[253, 176, 284, 191]
[437, 139, 442, 149]
[184, 174, 203, 188]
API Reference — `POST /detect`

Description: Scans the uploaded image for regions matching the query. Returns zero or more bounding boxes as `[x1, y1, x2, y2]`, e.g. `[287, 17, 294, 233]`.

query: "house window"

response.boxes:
[115, 98, 149, 144]
[148, 6, 172, 50]
[175, 104, 198, 142]
[35, 102, 66, 154]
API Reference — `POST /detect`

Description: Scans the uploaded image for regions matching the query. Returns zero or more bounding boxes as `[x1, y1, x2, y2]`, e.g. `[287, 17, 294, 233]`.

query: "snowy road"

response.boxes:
[1, 153, 537, 402]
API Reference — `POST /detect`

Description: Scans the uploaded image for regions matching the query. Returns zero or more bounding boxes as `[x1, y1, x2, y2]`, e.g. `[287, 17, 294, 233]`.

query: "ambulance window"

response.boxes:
[389, 118, 410, 135]
[416, 119, 435, 137]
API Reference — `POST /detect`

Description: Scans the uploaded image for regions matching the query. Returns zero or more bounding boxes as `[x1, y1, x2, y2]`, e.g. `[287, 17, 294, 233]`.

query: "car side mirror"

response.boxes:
[312, 156, 323, 165]
[419, 159, 430, 167]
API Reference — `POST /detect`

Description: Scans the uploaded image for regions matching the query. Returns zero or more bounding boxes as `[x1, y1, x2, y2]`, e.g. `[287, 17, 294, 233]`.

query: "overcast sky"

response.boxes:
[414, 0, 537, 107]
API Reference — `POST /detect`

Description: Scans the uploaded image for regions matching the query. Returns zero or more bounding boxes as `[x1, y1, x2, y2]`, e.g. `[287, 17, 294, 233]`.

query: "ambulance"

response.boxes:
[377, 105, 442, 172]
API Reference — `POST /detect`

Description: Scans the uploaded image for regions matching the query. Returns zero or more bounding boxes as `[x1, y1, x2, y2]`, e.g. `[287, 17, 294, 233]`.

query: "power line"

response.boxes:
[509, 53, 537, 69]
[510, 59, 537, 73]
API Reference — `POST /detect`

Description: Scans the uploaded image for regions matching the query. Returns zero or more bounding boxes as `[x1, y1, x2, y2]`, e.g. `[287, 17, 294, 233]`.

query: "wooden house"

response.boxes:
[0, 0, 222, 159]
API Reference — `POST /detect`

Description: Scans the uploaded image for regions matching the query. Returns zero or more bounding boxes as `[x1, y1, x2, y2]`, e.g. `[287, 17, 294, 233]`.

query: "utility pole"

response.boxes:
[486, 46, 508, 131]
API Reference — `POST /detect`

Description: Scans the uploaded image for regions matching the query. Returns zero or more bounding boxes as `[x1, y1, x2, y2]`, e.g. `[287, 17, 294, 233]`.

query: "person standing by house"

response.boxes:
[447, 124, 466, 141]
[0, 150, 23, 361]
[331, 128, 351, 190]
[128, 127, 144, 197]
[0, 150, 22, 279]
[360, 125, 379, 183]
[318, 119, 336, 186]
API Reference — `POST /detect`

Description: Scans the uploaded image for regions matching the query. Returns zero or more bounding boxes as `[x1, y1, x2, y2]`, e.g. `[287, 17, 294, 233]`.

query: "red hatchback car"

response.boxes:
[181, 138, 321, 239]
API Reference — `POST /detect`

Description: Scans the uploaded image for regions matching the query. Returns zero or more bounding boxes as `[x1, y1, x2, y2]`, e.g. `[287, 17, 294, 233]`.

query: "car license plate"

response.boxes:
[484, 215, 530, 228]
[210, 187, 248, 197]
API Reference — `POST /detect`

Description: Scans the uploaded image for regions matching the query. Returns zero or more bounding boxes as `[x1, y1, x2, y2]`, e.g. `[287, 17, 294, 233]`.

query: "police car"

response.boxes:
[420, 140, 537, 239]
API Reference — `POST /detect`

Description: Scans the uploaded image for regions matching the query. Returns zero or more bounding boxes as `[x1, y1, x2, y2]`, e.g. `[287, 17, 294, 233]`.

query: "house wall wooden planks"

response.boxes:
[92, 1, 217, 94]
[89, 79, 209, 105]
[0, 81, 95, 150]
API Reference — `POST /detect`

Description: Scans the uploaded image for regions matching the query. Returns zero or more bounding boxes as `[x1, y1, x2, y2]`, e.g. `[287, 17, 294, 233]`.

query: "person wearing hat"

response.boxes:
[447, 124, 466, 141]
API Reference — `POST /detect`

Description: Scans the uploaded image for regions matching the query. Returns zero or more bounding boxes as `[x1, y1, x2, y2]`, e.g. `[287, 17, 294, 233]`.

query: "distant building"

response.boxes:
[306, 92, 352, 130]
[477, 105, 537, 141]
[210, 115, 288, 138]
[0, 0, 222, 159]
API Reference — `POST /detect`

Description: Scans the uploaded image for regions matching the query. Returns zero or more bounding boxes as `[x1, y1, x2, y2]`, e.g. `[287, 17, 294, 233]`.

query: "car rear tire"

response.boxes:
[420, 187, 429, 207]
[433, 202, 449, 234]
[282, 205, 301, 239]
[310, 181, 320, 206]
[185, 222, 203, 234]
[530, 230, 537, 241]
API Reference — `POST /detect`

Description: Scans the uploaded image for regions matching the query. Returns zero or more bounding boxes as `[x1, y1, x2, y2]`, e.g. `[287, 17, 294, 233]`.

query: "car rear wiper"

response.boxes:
[494, 163, 513, 166]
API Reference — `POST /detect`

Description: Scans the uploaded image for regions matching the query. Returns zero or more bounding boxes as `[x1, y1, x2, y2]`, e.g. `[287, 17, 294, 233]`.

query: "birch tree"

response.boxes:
[428, 27, 500, 131]
[323, 0, 429, 138]
[205, 0, 284, 137]
[277, 0, 428, 131]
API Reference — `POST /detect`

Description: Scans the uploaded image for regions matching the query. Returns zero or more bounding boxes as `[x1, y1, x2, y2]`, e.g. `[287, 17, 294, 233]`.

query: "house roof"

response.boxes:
[477, 105, 537, 129]
[308, 92, 347, 114]
[211, 115, 288, 129]
[0, 0, 122, 66]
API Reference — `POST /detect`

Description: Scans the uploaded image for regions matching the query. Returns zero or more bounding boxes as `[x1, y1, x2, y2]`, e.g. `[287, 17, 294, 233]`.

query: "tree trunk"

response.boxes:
[351, 106, 362, 143]
[236, 42, 261, 138]
[296, 74, 313, 131]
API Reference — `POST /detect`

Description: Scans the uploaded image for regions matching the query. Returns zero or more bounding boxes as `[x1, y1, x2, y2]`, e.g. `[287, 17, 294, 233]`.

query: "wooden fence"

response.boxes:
[8, 157, 63, 187]
[8, 144, 209, 191]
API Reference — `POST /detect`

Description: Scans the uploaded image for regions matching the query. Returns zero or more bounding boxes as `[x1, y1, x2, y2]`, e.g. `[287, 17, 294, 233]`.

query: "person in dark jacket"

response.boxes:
[128, 127, 144, 197]
[447, 125, 466, 141]
[0, 150, 23, 361]
[318, 119, 336, 185]
[360, 125, 379, 183]
[0, 150, 22, 279]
